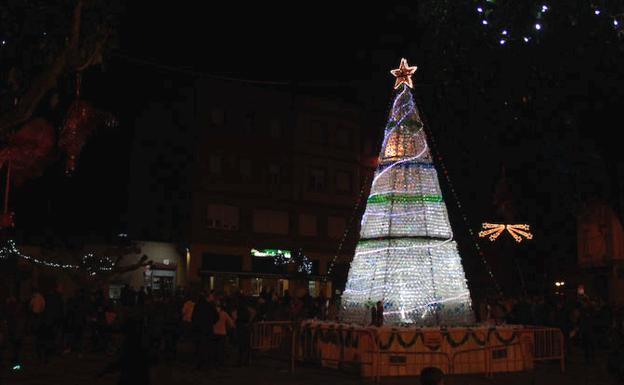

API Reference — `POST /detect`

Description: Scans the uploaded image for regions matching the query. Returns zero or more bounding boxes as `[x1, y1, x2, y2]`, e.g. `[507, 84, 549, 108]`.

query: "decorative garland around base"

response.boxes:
[302, 325, 361, 350]
[443, 327, 518, 348]
[302, 324, 519, 352]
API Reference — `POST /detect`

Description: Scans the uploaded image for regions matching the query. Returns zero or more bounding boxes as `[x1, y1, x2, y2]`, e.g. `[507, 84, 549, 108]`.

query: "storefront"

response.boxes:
[199, 248, 329, 297]
[144, 262, 177, 295]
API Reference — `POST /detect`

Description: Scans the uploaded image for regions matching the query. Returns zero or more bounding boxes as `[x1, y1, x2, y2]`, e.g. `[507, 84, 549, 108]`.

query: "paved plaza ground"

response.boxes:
[0, 339, 618, 385]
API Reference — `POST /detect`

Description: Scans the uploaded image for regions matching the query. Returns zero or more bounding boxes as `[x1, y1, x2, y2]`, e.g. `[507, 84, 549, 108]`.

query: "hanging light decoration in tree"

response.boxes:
[59, 100, 97, 175]
[59, 74, 117, 175]
[0, 239, 115, 273]
[0, 118, 55, 185]
[475, 3, 624, 44]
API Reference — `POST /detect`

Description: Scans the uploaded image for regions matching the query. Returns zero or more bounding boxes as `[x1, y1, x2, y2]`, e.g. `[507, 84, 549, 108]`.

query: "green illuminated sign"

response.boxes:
[250, 248, 291, 259]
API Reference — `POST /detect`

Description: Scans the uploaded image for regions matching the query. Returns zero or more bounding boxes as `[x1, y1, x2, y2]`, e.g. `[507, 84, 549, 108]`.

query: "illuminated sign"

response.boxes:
[250, 248, 291, 259]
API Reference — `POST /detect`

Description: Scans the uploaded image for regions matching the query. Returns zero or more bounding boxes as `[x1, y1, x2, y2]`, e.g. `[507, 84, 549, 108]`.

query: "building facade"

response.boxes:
[129, 78, 379, 297]
[576, 200, 624, 306]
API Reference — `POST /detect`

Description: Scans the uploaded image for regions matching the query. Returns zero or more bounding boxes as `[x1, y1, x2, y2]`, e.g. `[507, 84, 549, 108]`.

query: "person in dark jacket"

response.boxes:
[235, 297, 253, 367]
[420, 366, 444, 385]
[579, 301, 596, 364]
[44, 286, 64, 356]
[192, 292, 218, 369]
[4, 296, 25, 368]
[375, 301, 384, 326]
[370, 304, 378, 326]
[100, 317, 150, 385]
[162, 296, 180, 361]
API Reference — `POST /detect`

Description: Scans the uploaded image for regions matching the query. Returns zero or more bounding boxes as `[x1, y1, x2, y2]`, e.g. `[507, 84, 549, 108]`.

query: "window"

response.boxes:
[328, 216, 346, 239]
[206, 204, 239, 230]
[209, 155, 221, 174]
[278, 279, 289, 296]
[201, 253, 242, 272]
[307, 167, 326, 192]
[240, 158, 252, 180]
[252, 256, 286, 274]
[308, 280, 318, 297]
[252, 278, 263, 296]
[252, 209, 289, 235]
[243, 111, 254, 134]
[210, 108, 225, 126]
[299, 214, 317, 236]
[336, 171, 352, 193]
[335, 126, 351, 148]
[308, 120, 328, 144]
[270, 118, 282, 138]
[268, 164, 280, 185]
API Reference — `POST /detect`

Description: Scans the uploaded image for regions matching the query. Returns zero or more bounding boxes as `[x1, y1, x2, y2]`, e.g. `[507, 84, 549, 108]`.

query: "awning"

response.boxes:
[199, 270, 326, 281]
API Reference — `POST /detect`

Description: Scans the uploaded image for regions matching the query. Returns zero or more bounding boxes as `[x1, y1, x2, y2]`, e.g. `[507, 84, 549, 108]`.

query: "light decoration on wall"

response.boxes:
[293, 249, 313, 274]
[475, 2, 624, 44]
[340, 59, 474, 326]
[250, 248, 292, 259]
[251, 248, 312, 274]
[478, 223, 506, 241]
[478, 223, 533, 243]
[0, 239, 114, 274]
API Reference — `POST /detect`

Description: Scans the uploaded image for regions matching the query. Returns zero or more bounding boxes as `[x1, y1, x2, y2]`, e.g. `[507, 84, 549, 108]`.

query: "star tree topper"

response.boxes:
[390, 58, 417, 89]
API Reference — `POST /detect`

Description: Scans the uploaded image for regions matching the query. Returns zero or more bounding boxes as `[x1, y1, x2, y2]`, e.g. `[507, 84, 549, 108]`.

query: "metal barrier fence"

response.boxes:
[450, 341, 527, 378]
[375, 350, 452, 383]
[520, 326, 565, 372]
[250, 322, 565, 380]
[250, 321, 296, 371]
[296, 322, 378, 377]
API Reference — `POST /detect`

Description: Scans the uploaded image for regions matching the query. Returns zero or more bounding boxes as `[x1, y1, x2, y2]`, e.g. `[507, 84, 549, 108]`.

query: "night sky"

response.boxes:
[9, 2, 624, 286]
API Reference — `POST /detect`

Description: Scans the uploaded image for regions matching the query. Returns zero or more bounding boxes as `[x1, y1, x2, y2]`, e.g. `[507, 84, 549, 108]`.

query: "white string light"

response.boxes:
[476, 3, 624, 44]
[0, 240, 114, 273]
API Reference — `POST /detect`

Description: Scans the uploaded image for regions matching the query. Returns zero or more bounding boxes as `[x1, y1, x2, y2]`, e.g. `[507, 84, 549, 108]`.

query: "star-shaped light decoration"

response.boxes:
[390, 58, 417, 89]
[479, 223, 533, 243]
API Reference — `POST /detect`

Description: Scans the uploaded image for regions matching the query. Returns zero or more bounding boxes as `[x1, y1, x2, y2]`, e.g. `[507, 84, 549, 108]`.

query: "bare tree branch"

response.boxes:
[0, 0, 94, 137]
[110, 254, 152, 276]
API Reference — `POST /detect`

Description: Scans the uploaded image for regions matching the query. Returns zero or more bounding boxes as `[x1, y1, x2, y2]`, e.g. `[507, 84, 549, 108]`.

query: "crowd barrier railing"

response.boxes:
[520, 326, 565, 372]
[295, 322, 379, 378]
[375, 349, 452, 383]
[252, 322, 565, 380]
[250, 320, 296, 371]
[450, 341, 527, 378]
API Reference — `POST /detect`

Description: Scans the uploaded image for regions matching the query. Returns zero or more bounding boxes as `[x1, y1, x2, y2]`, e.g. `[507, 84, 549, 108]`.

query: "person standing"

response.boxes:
[375, 301, 384, 327]
[162, 296, 180, 361]
[29, 288, 47, 364]
[213, 301, 234, 367]
[44, 285, 64, 356]
[181, 295, 195, 341]
[420, 366, 444, 385]
[370, 303, 377, 326]
[192, 291, 218, 370]
[4, 296, 25, 369]
[235, 297, 253, 367]
[579, 301, 596, 364]
[99, 317, 150, 385]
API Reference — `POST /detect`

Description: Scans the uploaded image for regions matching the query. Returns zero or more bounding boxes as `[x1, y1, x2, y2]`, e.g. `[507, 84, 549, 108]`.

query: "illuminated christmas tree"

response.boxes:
[341, 59, 474, 326]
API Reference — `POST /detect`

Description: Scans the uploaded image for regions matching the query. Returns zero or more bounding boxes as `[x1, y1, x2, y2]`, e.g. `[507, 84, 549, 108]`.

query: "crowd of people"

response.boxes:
[477, 293, 624, 381]
[2, 285, 624, 383]
[0, 284, 339, 384]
